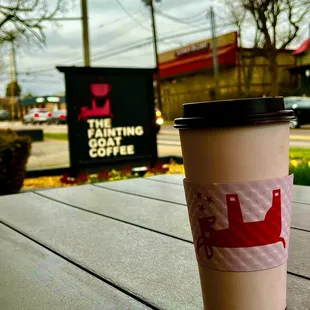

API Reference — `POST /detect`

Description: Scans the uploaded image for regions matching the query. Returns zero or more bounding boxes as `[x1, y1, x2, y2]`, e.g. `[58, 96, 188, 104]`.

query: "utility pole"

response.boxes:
[11, 39, 21, 119]
[148, 0, 162, 111]
[210, 7, 220, 99]
[9, 43, 16, 123]
[11, 40, 18, 83]
[81, 0, 91, 66]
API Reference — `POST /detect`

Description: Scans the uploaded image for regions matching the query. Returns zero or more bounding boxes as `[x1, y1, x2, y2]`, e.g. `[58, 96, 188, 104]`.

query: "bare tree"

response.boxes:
[241, 0, 310, 96]
[0, 0, 70, 45]
[223, 0, 263, 97]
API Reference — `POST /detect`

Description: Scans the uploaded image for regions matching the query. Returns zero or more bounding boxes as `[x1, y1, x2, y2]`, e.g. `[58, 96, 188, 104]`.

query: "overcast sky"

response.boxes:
[0, 0, 308, 97]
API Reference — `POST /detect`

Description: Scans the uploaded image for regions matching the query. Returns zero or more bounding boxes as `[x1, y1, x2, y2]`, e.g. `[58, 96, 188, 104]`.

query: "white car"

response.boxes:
[23, 108, 51, 124]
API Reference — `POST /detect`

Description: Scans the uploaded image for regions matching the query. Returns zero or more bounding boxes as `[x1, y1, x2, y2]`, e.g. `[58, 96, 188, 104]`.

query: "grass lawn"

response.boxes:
[43, 132, 310, 159]
[44, 132, 68, 140]
[21, 144, 310, 188]
[289, 148, 310, 160]
[42, 133, 310, 159]
[289, 148, 310, 186]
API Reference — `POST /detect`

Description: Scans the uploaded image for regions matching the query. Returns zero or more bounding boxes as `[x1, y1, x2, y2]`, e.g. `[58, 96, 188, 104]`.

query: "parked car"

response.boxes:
[47, 110, 67, 124]
[0, 109, 10, 121]
[284, 97, 310, 128]
[23, 108, 50, 124]
[155, 107, 164, 133]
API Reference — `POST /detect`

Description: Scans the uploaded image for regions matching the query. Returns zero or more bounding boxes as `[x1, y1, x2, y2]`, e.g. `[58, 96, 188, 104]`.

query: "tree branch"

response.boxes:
[280, 0, 305, 49]
[0, 0, 68, 45]
[0, 0, 40, 12]
[0, 13, 14, 28]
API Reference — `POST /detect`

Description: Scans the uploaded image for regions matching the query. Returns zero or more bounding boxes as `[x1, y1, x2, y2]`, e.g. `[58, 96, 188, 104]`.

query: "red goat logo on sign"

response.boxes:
[78, 83, 112, 120]
[196, 189, 285, 259]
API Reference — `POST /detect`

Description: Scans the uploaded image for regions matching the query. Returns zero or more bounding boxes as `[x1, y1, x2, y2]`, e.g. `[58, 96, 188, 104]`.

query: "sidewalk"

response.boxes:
[27, 140, 70, 169]
[26, 139, 182, 169]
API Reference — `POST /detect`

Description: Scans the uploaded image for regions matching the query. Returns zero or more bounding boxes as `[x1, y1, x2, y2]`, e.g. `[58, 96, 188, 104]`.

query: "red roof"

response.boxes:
[293, 38, 310, 55]
[159, 44, 237, 78]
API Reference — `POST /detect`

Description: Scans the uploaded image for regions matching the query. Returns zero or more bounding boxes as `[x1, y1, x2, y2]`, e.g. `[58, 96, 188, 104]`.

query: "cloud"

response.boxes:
[0, 0, 230, 96]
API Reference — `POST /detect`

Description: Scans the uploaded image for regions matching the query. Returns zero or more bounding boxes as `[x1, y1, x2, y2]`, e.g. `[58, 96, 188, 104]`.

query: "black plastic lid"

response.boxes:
[174, 97, 295, 129]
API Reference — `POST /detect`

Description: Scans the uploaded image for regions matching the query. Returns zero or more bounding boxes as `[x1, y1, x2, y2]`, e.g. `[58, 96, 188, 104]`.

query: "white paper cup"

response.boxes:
[175, 97, 294, 310]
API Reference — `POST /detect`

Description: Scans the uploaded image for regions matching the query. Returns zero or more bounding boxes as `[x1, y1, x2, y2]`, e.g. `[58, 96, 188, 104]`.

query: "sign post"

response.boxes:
[57, 66, 158, 175]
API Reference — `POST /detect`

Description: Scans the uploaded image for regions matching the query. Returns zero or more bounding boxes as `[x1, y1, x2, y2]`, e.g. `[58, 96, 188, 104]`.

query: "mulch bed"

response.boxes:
[22, 161, 185, 190]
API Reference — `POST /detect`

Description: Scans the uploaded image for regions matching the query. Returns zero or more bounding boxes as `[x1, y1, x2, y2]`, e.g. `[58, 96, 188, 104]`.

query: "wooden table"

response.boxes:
[0, 175, 309, 310]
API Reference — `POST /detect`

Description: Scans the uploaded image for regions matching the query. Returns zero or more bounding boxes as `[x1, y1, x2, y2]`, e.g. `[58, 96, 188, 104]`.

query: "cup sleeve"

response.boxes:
[183, 174, 294, 272]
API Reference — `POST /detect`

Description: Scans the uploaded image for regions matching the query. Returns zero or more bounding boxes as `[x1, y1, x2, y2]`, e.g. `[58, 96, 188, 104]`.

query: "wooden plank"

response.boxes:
[287, 275, 310, 309]
[0, 193, 202, 310]
[148, 174, 184, 185]
[291, 202, 310, 231]
[0, 223, 150, 310]
[34, 187, 310, 279]
[292, 185, 310, 204]
[97, 178, 186, 205]
[0, 192, 309, 310]
[150, 175, 310, 206]
[37, 184, 310, 243]
[97, 177, 310, 232]
[288, 229, 310, 277]
[37, 185, 191, 241]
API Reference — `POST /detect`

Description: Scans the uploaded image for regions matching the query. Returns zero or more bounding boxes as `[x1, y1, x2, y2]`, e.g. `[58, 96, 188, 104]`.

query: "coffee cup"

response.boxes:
[175, 97, 294, 310]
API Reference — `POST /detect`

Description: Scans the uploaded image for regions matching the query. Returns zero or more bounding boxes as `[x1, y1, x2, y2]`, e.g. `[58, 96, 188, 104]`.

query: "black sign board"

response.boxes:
[57, 66, 158, 175]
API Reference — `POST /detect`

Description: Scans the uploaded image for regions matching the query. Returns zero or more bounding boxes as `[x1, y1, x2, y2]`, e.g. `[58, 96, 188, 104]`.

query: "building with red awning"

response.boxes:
[288, 38, 310, 95]
[158, 32, 295, 120]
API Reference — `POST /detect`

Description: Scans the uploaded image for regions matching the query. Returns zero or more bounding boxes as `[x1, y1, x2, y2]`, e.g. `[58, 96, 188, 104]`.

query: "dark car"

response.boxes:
[0, 109, 10, 121]
[47, 110, 67, 124]
[284, 97, 310, 128]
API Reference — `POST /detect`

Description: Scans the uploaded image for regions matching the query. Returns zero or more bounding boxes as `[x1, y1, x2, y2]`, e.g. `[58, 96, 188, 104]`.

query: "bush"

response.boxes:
[0, 129, 31, 195]
[289, 161, 310, 186]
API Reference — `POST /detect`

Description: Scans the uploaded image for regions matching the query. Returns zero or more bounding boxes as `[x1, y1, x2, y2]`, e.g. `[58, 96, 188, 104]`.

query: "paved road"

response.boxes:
[3, 121, 310, 147]
[159, 126, 310, 149]
[1, 122, 310, 169]
[27, 138, 181, 169]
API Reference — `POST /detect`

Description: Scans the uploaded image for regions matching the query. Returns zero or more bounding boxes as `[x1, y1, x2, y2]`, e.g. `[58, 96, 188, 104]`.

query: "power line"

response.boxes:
[13, 7, 145, 74]
[20, 79, 61, 84]
[112, 0, 183, 47]
[26, 0, 206, 73]
[181, 14, 208, 23]
[162, 0, 203, 11]
[19, 22, 236, 75]
[166, 11, 206, 22]
[154, 4, 210, 23]
[16, 6, 208, 74]
[98, 13, 137, 29]
[49, 17, 151, 69]
[19, 15, 152, 74]
[1, 72, 60, 78]
[92, 22, 235, 62]
[26, 17, 82, 21]
[113, 0, 150, 33]
[18, 67, 61, 75]
[155, 10, 205, 29]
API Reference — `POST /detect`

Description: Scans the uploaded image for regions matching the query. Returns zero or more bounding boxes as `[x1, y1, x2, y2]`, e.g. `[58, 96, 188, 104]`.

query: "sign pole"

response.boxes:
[9, 43, 16, 125]
[149, 0, 162, 111]
[81, 0, 91, 66]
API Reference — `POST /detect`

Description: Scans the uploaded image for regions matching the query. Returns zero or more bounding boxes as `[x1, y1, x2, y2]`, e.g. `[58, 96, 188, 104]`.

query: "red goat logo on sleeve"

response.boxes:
[196, 189, 285, 259]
